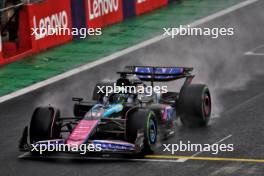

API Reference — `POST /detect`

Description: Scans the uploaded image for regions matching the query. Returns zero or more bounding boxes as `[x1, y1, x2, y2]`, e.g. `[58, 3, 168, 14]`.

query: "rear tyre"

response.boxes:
[29, 107, 61, 144]
[127, 109, 158, 154]
[178, 84, 211, 127]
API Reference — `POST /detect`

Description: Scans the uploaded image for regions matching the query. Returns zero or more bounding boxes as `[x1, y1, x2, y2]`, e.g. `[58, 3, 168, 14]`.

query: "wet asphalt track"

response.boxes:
[1, 1, 264, 175]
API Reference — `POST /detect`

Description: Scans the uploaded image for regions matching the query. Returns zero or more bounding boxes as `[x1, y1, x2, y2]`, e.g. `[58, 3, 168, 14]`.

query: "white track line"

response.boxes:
[245, 44, 264, 56]
[0, 0, 258, 104]
[177, 134, 232, 162]
[245, 52, 264, 56]
[18, 152, 31, 159]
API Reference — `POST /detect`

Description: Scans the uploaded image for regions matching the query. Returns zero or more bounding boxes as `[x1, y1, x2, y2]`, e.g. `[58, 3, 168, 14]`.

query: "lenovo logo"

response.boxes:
[33, 10, 68, 40]
[88, 0, 119, 20]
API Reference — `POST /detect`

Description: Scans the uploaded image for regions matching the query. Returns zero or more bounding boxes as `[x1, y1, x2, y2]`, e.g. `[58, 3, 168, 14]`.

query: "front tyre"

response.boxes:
[178, 84, 211, 127]
[29, 107, 61, 144]
[127, 109, 158, 154]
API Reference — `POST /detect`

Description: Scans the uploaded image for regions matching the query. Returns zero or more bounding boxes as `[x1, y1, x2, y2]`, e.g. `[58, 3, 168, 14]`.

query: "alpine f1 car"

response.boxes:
[19, 66, 211, 155]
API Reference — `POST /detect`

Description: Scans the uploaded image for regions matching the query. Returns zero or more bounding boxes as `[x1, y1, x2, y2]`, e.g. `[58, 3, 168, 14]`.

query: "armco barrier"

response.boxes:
[26, 0, 73, 52]
[84, 0, 123, 28]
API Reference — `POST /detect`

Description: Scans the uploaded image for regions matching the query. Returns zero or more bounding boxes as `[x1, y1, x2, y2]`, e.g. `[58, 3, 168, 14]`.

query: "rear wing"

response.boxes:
[117, 66, 194, 82]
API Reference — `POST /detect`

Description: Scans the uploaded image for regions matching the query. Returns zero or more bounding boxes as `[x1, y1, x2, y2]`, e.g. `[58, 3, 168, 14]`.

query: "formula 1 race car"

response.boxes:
[19, 66, 211, 155]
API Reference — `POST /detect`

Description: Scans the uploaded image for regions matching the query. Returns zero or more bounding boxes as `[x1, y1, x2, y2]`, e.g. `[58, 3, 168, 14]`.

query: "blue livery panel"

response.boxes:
[135, 67, 184, 80]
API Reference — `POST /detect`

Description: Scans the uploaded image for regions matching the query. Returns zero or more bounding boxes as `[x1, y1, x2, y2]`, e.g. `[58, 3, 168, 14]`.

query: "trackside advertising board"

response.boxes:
[135, 0, 168, 15]
[84, 0, 123, 28]
[26, 0, 73, 52]
[0, 35, 3, 64]
[0, 0, 171, 65]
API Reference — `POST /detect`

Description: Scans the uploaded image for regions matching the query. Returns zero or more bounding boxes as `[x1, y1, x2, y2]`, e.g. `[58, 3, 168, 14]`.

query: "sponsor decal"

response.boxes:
[85, 0, 123, 28]
[93, 140, 135, 151]
[88, 0, 119, 20]
[33, 10, 69, 40]
[66, 120, 98, 146]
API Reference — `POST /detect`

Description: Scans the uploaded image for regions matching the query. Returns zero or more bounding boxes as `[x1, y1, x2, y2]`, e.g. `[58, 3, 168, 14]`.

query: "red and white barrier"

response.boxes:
[0, 0, 73, 65]
[135, 0, 168, 15]
[0, 0, 171, 66]
[84, 0, 123, 28]
[0, 35, 3, 64]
